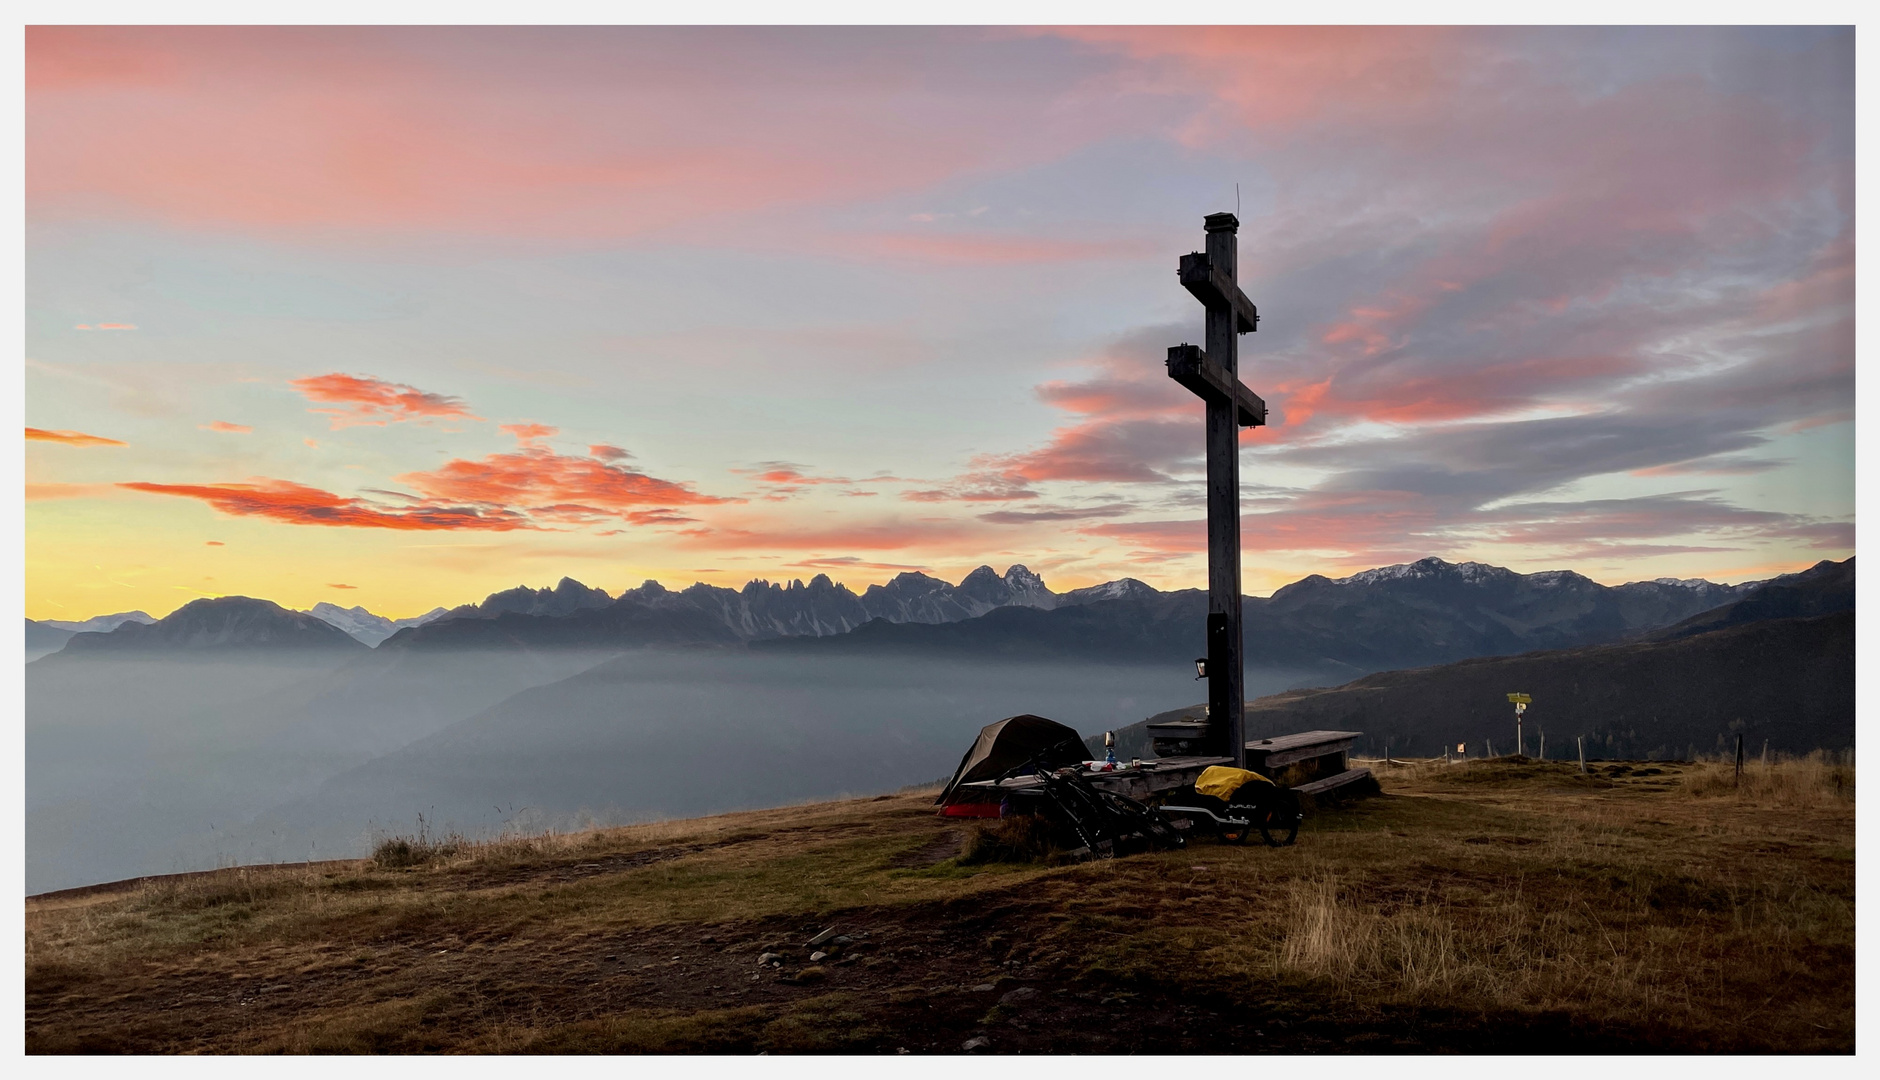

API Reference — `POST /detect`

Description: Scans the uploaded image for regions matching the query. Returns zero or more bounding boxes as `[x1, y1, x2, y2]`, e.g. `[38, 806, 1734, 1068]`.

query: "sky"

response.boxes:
[23, 25, 1855, 620]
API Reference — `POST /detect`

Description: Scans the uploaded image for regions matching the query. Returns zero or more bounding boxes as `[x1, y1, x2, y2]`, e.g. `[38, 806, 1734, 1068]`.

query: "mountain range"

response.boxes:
[1104, 557, 1856, 761]
[29, 558, 1779, 676]
[23, 554, 1853, 893]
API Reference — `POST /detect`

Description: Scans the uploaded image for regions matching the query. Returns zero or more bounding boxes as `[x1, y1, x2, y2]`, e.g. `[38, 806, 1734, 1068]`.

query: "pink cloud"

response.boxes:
[201, 420, 252, 433]
[290, 373, 480, 428]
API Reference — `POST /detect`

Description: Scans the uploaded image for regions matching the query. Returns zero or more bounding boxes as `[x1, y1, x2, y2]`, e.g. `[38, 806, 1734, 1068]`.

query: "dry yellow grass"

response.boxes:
[26, 761, 1852, 1053]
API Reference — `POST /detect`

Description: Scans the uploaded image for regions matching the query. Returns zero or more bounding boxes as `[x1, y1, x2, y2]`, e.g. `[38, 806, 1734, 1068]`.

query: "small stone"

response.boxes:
[810, 951, 828, 962]
[699, 934, 718, 944]
[791, 966, 826, 983]
[830, 935, 854, 947]
[970, 983, 996, 993]
[962, 1036, 990, 1051]
[998, 987, 1037, 1006]
[604, 955, 618, 961]
[757, 952, 783, 966]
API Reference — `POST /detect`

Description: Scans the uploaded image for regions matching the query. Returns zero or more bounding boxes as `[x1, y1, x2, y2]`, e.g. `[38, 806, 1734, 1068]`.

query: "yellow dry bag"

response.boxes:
[1195, 765, 1274, 800]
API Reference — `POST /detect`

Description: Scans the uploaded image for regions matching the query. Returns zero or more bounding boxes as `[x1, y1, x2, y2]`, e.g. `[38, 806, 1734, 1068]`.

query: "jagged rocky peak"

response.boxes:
[955, 565, 1009, 601]
[1003, 564, 1048, 588]
[866, 571, 948, 598]
[474, 577, 613, 619]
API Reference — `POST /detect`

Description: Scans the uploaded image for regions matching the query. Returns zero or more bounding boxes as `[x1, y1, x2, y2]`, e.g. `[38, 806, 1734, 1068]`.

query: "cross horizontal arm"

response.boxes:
[1166, 344, 1267, 427]
[1178, 253, 1259, 334]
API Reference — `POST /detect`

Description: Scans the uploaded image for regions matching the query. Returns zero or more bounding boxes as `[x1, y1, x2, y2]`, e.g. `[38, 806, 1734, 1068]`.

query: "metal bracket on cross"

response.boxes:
[1166, 344, 1267, 428]
[1179, 251, 1261, 334]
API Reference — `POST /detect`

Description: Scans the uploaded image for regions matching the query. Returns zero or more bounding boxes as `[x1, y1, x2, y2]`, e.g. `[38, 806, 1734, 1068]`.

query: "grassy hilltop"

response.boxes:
[26, 755, 1853, 1054]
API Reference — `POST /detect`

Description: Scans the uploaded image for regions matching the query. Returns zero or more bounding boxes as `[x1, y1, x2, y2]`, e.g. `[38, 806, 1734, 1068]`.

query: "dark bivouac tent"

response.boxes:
[936, 714, 1088, 816]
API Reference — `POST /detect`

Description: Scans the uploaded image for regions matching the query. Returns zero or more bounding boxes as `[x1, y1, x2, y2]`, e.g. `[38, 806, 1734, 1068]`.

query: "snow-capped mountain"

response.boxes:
[39, 610, 156, 633]
[305, 603, 451, 647]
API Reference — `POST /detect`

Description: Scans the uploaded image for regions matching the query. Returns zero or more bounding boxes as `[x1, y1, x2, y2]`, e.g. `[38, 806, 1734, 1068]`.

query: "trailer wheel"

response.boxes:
[1257, 790, 1302, 847]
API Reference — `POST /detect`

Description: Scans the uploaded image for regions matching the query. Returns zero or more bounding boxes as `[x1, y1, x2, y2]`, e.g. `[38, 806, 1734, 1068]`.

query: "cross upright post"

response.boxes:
[1166, 212, 1265, 769]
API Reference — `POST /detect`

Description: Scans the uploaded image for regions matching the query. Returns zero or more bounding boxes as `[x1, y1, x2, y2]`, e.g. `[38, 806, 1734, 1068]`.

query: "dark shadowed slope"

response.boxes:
[1112, 611, 1852, 762]
[1650, 557, 1853, 640]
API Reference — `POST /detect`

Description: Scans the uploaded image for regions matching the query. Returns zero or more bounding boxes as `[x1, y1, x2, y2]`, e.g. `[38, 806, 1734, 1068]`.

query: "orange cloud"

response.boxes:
[500, 422, 558, 445]
[26, 426, 126, 447]
[119, 479, 534, 531]
[201, 420, 252, 433]
[328, 583, 356, 589]
[290, 373, 480, 428]
[73, 322, 137, 330]
[205, 540, 224, 546]
[589, 444, 632, 460]
[397, 446, 733, 524]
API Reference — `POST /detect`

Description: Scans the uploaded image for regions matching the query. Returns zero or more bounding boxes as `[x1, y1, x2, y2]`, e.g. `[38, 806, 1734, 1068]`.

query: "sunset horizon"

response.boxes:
[27, 26, 1853, 621]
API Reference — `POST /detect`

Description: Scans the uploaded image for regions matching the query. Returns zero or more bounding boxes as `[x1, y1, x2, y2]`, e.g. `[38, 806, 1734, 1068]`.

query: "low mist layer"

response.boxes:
[25, 647, 1311, 894]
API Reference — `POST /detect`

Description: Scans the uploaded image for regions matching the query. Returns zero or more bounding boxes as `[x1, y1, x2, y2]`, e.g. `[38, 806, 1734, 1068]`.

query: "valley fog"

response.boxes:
[25, 648, 1317, 893]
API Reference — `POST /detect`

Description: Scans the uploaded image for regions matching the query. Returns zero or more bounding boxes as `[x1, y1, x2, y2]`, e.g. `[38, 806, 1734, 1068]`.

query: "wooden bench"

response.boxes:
[1143, 724, 1375, 802]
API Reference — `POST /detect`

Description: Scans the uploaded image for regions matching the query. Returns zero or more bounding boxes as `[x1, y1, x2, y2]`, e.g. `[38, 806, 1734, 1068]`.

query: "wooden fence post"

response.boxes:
[1539, 732, 1545, 761]
[1735, 734, 1744, 787]
[1487, 739, 1496, 759]
[1761, 739, 1769, 766]
[1577, 736, 1586, 775]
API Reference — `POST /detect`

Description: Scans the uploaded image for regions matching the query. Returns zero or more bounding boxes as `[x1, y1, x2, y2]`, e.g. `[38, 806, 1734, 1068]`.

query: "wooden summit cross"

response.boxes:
[1166, 212, 1266, 769]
